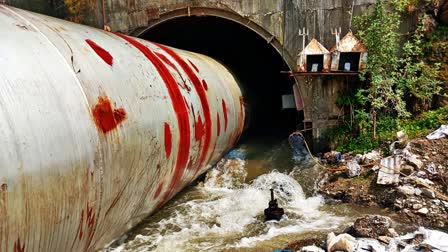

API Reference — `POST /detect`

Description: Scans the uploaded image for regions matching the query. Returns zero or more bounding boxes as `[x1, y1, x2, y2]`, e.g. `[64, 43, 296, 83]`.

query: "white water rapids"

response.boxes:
[105, 142, 348, 252]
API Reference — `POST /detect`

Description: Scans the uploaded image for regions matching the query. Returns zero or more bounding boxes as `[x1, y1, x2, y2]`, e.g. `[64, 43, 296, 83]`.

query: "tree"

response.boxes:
[354, 0, 441, 138]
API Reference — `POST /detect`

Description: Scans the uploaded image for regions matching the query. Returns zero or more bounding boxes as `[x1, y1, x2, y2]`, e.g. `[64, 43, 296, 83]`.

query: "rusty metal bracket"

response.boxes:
[331, 27, 341, 50]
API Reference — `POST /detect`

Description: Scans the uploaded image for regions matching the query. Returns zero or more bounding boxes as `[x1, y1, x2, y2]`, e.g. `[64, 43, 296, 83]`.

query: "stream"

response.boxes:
[104, 136, 391, 252]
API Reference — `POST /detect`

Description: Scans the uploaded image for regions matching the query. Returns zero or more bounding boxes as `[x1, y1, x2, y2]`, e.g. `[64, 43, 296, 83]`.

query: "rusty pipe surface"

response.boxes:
[0, 5, 244, 251]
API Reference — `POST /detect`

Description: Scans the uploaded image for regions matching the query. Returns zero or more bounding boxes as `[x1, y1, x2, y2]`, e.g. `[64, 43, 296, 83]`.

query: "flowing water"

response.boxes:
[104, 136, 385, 252]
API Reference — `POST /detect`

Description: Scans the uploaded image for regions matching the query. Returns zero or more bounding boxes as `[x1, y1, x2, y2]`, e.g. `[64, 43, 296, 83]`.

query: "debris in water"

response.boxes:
[264, 188, 285, 221]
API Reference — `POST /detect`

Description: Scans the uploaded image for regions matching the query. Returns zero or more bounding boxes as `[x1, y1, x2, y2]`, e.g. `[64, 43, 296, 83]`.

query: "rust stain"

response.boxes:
[15, 24, 28, 30]
[13, 237, 25, 252]
[78, 209, 84, 240]
[297, 39, 331, 72]
[153, 181, 164, 199]
[221, 99, 228, 132]
[86, 203, 96, 245]
[329, 32, 367, 52]
[104, 184, 127, 216]
[239, 96, 245, 131]
[216, 112, 221, 137]
[63, 0, 88, 23]
[301, 38, 330, 55]
[146, 8, 160, 19]
[91, 96, 127, 133]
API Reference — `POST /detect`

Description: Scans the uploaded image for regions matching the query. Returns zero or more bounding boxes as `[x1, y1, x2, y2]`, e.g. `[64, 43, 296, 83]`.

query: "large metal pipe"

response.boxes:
[0, 5, 244, 251]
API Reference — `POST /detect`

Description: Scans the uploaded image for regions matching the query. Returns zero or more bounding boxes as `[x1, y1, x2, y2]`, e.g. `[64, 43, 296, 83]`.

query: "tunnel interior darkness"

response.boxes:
[139, 16, 302, 139]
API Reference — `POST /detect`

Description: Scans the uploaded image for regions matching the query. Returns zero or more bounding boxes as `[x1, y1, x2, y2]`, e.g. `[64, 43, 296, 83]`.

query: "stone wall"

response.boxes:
[5, 0, 375, 65]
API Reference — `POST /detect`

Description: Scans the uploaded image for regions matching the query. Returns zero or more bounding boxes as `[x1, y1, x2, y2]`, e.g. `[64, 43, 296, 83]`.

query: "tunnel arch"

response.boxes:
[130, 7, 296, 69]
[133, 7, 304, 138]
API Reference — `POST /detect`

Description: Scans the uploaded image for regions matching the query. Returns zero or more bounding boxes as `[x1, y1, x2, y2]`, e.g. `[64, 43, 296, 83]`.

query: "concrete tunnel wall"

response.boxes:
[3, 0, 377, 141]
[0, 5, 244, 251]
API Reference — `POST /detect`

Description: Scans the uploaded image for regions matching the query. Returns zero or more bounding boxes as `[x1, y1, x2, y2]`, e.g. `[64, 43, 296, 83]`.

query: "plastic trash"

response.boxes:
[347, 160, 362, 177]
[356, 238, 386, 252]
[392, 227, 448, 252]
[426, 125, 448, 140]
[377, 157, 400, 185]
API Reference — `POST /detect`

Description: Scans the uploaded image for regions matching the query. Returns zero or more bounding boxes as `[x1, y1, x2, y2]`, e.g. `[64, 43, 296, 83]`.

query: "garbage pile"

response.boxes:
[318, 129, 448, 228]
[291, 215, 448, 252]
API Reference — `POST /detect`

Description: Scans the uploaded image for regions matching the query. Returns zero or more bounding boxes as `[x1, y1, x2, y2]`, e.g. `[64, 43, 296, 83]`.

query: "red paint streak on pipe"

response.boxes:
[13, 237, 25, 252]
[202, 79, 208, 91]
[153, 181, 164, 199]
[164, 122, 172, 158]
[155, 51, 176, 70]
[155, 51, 191, 91]
[183, 97, 189, 110]
[78, 209, 84, 240]
[195, 115, 205, 141]
[207, 141, 218, 165]
[86, 204, 95, 244]
[105, 184, 127, 216]
[188, 59, 199, 73]
[91, 96, 126, 133]
[222, 99, 228, 132]
[216, 112, 221, 137]
[85, 39, 113, 66]
[114, 34, 190, 201]
[13, 238, 25, 252]
[155, 43, 211, 174]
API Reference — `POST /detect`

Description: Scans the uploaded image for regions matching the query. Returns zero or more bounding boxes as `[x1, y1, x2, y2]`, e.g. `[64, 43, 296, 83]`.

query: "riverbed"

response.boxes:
[104, 136, 394, 251]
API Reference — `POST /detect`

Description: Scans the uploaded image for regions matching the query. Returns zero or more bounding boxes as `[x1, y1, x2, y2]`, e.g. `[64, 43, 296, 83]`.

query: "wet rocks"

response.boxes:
[417, 207, 429, 215]
[421, 188, 436, 199]
[399, 165, 414, 176]
[397, 185, 415, 196]
[285, 234, 326, 251]
[412, 203, 423, 210]
[326, 232, 357, 252]
[403, 152, 423, 169]
[350, 215, 394, 239]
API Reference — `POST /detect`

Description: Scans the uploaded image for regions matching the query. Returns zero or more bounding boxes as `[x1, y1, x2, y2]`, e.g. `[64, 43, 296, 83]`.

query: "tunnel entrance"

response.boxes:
[139, 16, 302, 139]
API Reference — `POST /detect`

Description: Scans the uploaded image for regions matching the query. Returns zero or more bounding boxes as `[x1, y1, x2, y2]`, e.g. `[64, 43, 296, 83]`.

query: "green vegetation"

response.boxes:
[325, 0, 446, 154]
[326, 107, 448, 154]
